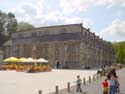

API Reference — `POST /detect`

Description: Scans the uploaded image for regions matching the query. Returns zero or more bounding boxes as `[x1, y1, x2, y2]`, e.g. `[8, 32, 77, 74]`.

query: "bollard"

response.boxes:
[93, 75, 95, 81]
[97, 74, 99, 80]
[83, 77, 86, 85]
[100, 72, 103, 78]
[38, 90, 42, 94]
[55, 85, 59, 94]
[100, 73, 102, 78]
[89, 76, 91, 83]
[67, 82, 70, 92]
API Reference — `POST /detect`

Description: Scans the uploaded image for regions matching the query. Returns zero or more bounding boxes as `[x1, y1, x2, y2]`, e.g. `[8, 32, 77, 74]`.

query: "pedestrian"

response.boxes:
[107, 64, 117, 80]
[104, 65, 109, 76]
[115, 76, 120, 94]
[102, 78, 109, 94]
[56, 61, 60, 69]
[76, 75, 82, 92]
[109, 74, 116, 94]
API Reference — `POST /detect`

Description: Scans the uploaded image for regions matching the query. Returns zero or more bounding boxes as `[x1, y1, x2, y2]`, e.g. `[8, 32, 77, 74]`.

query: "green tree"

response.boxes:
[7, 12, 18, 35]
[112, 42, 125, 64]
[0, 11, 18, 46]
[0, 11, 6, 35]
[18, 22, 34, 31]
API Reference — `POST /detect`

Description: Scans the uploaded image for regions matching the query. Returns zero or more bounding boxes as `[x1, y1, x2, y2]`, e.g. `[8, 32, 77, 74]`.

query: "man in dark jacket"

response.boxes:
[56, 62, 60, 69]
[107, 64, 117, 80]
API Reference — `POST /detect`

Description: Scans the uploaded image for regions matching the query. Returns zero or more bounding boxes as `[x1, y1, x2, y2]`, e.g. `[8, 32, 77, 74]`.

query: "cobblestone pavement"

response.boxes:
[49, 68, 125, 94]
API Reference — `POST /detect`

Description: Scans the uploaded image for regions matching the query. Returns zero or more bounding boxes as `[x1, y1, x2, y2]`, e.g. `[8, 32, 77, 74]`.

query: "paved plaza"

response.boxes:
[0, 69, 97, 94]
[50, 68, 125, 94]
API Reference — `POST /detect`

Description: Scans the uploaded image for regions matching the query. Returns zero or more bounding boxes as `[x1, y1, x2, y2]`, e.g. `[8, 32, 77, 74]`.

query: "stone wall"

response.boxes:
[11, 40, 81, 68]
[3, 24, 116, 69]
[0, 51, 3, 64]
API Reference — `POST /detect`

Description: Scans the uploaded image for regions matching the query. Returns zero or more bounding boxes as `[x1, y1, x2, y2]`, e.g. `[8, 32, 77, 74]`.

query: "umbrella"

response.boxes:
[3, 57, 20, 63]
[37, 58, 48, 63]
[24, 58, 37, 63]
[19, 58, 27, 62]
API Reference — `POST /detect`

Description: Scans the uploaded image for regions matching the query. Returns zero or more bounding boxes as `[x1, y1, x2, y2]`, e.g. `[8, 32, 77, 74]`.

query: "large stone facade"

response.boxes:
[0, 51, 3, 64]
[2, 24, 116, 69]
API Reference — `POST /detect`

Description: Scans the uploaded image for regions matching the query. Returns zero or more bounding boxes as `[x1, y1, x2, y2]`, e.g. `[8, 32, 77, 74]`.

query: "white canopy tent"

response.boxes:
[36, 58, 48, 63]
[23, 58, 37, 63]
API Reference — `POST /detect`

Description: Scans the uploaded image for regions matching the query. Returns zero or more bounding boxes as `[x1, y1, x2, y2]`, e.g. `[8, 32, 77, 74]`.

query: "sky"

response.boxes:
[0, 0, 125, 42]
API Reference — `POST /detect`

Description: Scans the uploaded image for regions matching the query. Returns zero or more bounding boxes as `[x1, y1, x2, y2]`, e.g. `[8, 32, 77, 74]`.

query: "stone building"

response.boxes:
[0, 51, 3, 64]
[2, 24, 116, 69]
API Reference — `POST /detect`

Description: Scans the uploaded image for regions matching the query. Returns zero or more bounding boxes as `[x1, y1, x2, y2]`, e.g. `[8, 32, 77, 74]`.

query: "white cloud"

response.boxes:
[63, 17, 94, 28]
[116, 10, 123, 17]
[8, 0, 47, 26]
[98, 19, 125, 41]
[95, 0, 125, 6]
[59, 0, 95, 14]
[6, 0, 125, 42]
[59, 0, 125, 14]
[40, 11, 93, 28]
[7, 0, 94, 28]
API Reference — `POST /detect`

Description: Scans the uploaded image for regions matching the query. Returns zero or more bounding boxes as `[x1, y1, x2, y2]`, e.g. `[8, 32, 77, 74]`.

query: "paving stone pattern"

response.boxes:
[49, 68, 125, 94]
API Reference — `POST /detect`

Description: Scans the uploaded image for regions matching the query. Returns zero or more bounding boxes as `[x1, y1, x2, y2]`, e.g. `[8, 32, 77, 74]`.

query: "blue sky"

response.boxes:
[0, 0, 125, 42]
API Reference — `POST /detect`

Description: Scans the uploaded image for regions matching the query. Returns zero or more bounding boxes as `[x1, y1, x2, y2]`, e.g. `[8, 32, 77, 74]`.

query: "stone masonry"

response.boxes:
[2, 24, 116, 69]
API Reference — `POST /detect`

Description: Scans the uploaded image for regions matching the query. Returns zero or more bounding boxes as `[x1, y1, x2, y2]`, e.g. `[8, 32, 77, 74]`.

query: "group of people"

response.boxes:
[74, 64, 120, 94]
[102, 64, 120, 94]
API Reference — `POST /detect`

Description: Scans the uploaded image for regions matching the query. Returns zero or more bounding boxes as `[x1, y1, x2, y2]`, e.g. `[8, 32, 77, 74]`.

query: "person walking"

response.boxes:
[76, 75, 82, 92]
[102, 78, 109, 94]
[107, 64, 117, 80]
[109, 74, 116, 94]
[115, 76, 120, 94]
[56, 61, 60, 69]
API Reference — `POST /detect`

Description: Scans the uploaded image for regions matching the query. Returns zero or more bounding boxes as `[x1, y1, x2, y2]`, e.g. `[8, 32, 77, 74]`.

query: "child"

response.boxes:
[76, 75, 82, 92]
[102, 79, 109, 94]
